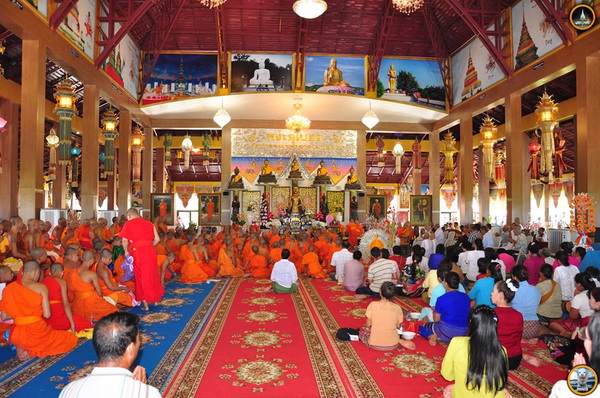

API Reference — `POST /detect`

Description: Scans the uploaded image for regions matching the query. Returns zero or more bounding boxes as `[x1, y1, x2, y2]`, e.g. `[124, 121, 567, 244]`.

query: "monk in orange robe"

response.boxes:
[258, 238, 270, 258]
[42, 262, 93, 332]
[67, 251, 118, 322]
[179, 236, 209, 284]
[246, 246, 270, 278]
[290, 240, 305, 275]
[157, 253, 175, 285]
[159, 199, 168, 218]
[0, 261, 78, 360]
[206, 197, 215, 222]
[61, 220, 79, 251]
[268, 241, 283, 267]
[108, 217, 121, 238]
[75, 219, 93, 251]
[217, 241, 244, 278]
[0, 266, 15, 342]
[95, 249, 137, 307]
[302, 246, 325, 278]
[243, 233, 258, 259]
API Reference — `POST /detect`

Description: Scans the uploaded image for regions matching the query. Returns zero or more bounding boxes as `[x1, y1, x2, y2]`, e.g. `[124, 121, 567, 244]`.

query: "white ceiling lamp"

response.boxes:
[199, 0, 227, 8]
[362, 102, 379, 130]
[392, 0, 424, 14]
[213, 100, 231, 128]
[181, 134, 194, 170]
[293, 0, 327, 19]
[392, 142, 405, 174]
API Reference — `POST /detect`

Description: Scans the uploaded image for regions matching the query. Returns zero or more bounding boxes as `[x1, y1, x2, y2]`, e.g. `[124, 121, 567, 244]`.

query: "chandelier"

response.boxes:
[213, 101, 231, 128]
[285, 102, 311, 132]
[200, 0, 227, 8]
[479, 115, 497, 181]
[535, 90, 558, 182]
[361, 102, 379, 130]
[293, 0, 327, 19]
[392, 0, 424, 14]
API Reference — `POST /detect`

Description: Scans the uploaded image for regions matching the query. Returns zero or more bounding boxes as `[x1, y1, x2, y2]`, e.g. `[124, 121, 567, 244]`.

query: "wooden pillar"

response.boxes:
[117, 110, 131, 216]
[107, 173, 116, 210]
[80, 84, 99, 219]
[142, 126, 153, 217]
[155, 147, 166, 193]
[575, 53, 600, 228]
[477, 146, 490, 221]
[0, 99, 19, 219]
[458, 117, 473, 223]
[19, 40, 46, 220]
[505, 92, 530, 223]
[220, 126, 231, 225]
[357, 129, 367, 223]
[412, 168, 422, 195]
[429, 132, 441, 225]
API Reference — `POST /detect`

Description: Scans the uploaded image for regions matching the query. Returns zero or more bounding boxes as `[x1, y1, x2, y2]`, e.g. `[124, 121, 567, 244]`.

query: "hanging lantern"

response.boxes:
[181, 134, 193, 170]
[46, 128, 60, 180]
[163, 134, 173, 166]
[494, 150, 506, 187]
[479, 115, 497, 181]
[392, 141, 404, 174]
[527, 134, 541, 181]
[535, 91, 558, 181]
[440, 132, 458, 184]
[53, 77, 78, 165]
[362, 102, 379, 130]
[101, 107, 119, 175]
[70, 144, 82, 188]
[131, 126, 144, 182]
[412, 139, 421, 171]
[202, 132, 211, 166]
[553, 129, 567, 181]
[213, 101, 232, 128]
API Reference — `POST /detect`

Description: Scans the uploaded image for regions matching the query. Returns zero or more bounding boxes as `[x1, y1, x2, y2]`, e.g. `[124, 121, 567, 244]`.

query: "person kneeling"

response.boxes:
[59, 312, 161, 398]
[267, 249, 298, 293]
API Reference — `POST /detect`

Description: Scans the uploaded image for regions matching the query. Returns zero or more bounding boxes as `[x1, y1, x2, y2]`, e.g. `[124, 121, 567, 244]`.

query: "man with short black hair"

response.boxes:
[59, 312, 161, 398]
[355, 247, 397, 300]
[267, 249, 298, 293]
[330, 241, 353, 282]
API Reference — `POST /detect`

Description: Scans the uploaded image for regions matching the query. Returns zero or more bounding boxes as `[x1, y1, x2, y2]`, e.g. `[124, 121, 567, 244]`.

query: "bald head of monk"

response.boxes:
[22, 260, 41, 280]
[30, 247, 47, 264]
[272, 241, 280, 248]
[252, 246, 259, 254]
[81, 250, 95, 266]
[93, 239, 105, 253]
[308, 245, 315, 253]
[0, 265, 13, 283]
[49, 262, 64, 277]
[64, 246, 80, 261]
[127, 208, 140, 219]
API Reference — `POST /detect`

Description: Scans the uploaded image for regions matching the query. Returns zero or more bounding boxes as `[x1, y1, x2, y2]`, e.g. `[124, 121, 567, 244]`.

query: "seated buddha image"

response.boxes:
[229, 166, 244, 189]
[313, 160, 332, 185]
[249, 60, 274, 88]
[318, 58, 355, 95]
[345, 165, 360, 190]
[257, 159, 277, 184]
[288, 158, 302, 179]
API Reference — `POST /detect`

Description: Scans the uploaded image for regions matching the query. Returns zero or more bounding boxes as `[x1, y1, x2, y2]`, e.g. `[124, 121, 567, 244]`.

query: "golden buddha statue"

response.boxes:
[345, 165, 360, 190]
[313, 160, 332, 185]
[387, 64, 397, 93]
[324, 58, 344, 86]
[288, 187, 304, 214]
[288, 158, 302, 179]
[257, 159, 277, 184]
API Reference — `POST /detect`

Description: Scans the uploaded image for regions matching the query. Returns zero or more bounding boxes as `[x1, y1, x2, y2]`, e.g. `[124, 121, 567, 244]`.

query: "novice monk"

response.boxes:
[217, 240, 245, 278]
[0, 261, 78, 360]
[179, 234, 209, 284]
[268, 241, 283, 267]
[67, 251, 118, 322]
[247, 246, 270, 278]
[42, 262, 93, 333]
[302, 246, 326, 278]
[157, 252, 176, 286]
[96, 249, 137, 307]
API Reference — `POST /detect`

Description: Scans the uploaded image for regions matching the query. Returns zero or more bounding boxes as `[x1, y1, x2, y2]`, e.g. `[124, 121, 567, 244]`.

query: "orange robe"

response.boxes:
[258, 246, 269, 259]
[66, 268, 118, 321]
[325, 245, 342, 274]
[248, 254, 270, 278]
[156, 254, 173, 281]
[112, 256, 136, 292]
[75, 225, 93, 250]
[156, 243, 168, 256]
[302, 252, 325, 278]
[179, 245, 209, 283]
[217, 248, 244, 278]
[269, 235, 281, 248]
[197, 251, 216, 277]
[206, 201, 215, 221]
[347, 222, 360, 247]
[268, 248, 282, 265]
[42, 277, 93, 332]
[0, 281, 78, 357]
[209, 240, 223, 260]
[92, 264, 135, 307]
[290, 245, 305, 274]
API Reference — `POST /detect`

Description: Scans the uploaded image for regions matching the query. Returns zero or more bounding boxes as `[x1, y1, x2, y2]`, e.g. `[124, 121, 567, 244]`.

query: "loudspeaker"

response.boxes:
[223, 191, 230, 196]
[358, 192, 365, 197]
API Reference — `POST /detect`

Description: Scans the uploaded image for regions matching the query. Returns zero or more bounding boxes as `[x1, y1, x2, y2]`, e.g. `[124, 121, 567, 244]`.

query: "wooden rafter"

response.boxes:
[367, 0, 394, 92]
[422, 1, 452, 106]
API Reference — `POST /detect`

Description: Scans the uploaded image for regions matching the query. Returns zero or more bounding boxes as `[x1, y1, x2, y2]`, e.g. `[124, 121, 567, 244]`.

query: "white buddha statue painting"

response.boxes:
[249, 60, 273, 87]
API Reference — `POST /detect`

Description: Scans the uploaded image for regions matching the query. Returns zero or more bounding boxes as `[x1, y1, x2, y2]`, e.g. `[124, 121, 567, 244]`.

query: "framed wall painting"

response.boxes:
[304, 55, 365, 96]
[326, 191, 345, 220]
[298, 187, 318, 214]
[230, 52, 293, 92]
[410, 195, 433, 226]
[151, 193, 175, 225]
[271, 187, 290, 214]
[199, 194, 221, 226]
[367, 195, 387, 221]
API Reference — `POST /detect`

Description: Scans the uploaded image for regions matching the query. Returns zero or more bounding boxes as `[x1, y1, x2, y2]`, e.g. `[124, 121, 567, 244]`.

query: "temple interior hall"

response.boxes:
[0, 0, 599, 397]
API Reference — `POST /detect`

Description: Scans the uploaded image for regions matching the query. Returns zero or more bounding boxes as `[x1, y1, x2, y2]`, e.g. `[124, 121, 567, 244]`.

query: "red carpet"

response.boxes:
[300, 278, 567, 398]
[163, 278, 347, 397]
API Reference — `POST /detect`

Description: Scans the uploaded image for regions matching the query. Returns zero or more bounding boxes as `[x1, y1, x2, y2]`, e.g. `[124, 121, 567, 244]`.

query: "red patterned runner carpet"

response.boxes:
[162, 278, 348, 397]
[300, 278, 567, 398]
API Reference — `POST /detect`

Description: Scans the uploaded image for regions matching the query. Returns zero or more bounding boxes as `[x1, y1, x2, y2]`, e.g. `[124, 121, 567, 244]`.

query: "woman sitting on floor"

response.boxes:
[469, 259, 502, 307]
[359, 281, 415, 351]
[536, 264, 563, 325]
[419, 271, 470, 346]
[510, 265, 542, 341]
[549, 312, 600, 398]
[550, 272, 595, 337]
[398, 248, 426, 297]
[441, 305, 511, 398]
[492, 278, 541, 369]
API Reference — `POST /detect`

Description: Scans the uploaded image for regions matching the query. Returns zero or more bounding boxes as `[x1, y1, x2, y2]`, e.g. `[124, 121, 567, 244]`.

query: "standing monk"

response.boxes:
[120, 208, 164, 311]
[206, 197, 215, 222]
[159, 199, 168, 219]
[0, 261, 78, 360]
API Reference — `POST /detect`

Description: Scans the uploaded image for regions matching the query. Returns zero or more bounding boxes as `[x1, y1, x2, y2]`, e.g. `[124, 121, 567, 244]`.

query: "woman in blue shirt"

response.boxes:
[469, 259, 503, 307]
[511, 265, 542, 341]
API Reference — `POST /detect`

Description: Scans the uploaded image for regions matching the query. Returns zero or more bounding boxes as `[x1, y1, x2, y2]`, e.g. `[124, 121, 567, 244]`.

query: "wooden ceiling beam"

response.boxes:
[49, 0, 80, 30]
[531, 0, 573, 46]
[366, 0, 394, 92]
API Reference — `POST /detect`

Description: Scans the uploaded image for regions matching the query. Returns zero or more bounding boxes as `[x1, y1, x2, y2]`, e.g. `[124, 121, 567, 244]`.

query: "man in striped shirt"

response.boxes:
[356, 247, 397, 299]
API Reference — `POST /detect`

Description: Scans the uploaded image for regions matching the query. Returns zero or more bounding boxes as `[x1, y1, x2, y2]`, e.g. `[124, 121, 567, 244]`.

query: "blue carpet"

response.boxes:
[0, 279, 229, 397]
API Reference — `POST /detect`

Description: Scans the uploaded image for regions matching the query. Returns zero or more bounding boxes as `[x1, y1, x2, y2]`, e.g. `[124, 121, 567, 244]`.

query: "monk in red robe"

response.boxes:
[246, 246, 271, 278]
[302, 246, 325, 278]
[0, 261, 78, 360]
[67, 251, 118, 320]
[95, 249, 137, 307]
[120, 208, 164, 311]
[42, 262, 93, 333]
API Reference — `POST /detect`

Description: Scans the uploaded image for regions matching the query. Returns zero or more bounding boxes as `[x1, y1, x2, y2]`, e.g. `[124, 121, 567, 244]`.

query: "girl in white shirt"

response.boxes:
[553, 251, 580, 303]
[550, 273, 595, 337]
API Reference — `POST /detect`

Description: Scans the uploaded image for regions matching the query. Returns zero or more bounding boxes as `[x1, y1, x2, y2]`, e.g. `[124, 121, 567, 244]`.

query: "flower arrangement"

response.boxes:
[247, 203, 255, 212]
[334, 205, 343, 213]
[570, 193, 596, 234]
[314, 211, 325, 221]
[266, 211, 275, 221]
[278, 209, 288, 218]
[237, 213, 247, 226]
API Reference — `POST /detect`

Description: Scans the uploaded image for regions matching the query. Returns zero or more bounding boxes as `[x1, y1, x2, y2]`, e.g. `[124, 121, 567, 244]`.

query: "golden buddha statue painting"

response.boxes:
[229, 166, 244, 188]
[313, 160, 332, 185]
[345, 165, 360, 190]
[288, 158, 302, 179]
[257, 159, 277, 184]
[317, 57, 355, 94]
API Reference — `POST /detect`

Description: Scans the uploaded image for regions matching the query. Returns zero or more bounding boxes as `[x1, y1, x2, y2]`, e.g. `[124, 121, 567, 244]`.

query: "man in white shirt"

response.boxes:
[434, 224, 445, 247]
[60, 312, 161, 398]
[330, 241, 354, 282]
[356, 247, 397, 299]
[269, 249, 299, 293]
[481, 225, 495, 248]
